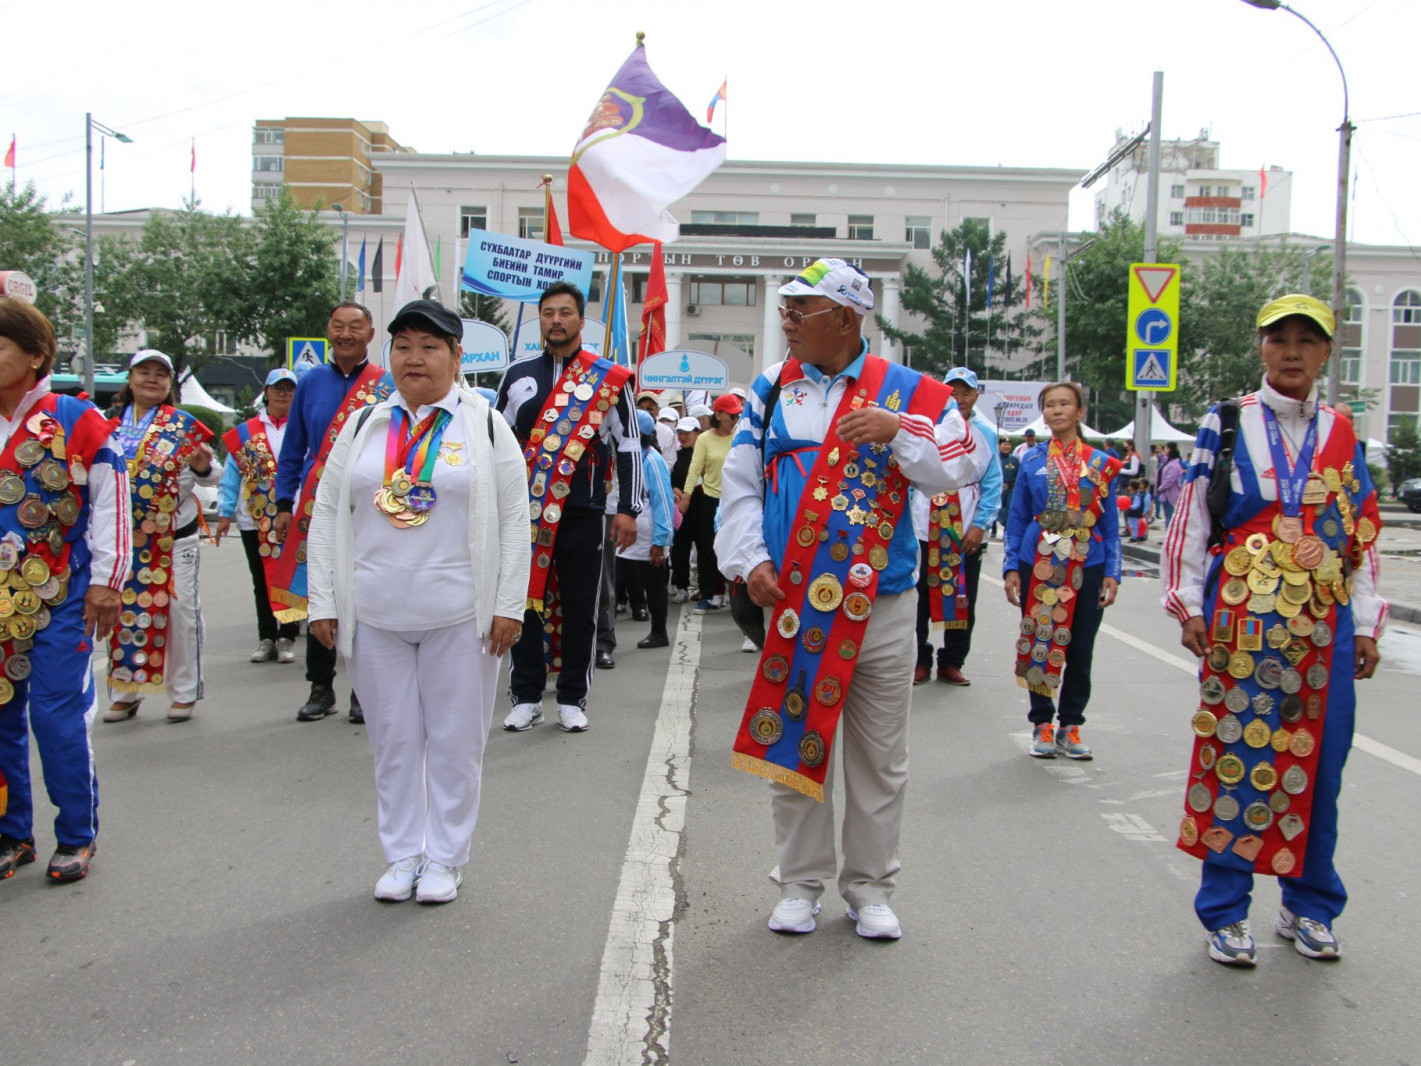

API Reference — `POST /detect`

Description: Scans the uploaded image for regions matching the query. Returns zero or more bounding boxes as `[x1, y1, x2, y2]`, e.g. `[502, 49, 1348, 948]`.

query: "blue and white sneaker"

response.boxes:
[694, 597, 722, 614]
[1207, 920, 1257, 966]
[1056, 724, 1093, 760]
[1276, 907, 1340, 959]
[1029, 724, 1056, 758]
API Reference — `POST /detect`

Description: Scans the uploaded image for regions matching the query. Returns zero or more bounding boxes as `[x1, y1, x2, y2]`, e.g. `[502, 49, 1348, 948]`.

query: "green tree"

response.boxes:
[878, 219, 1040, 380]
[0, 183, 76, 343]
[1386, 422, 1421, 492]
[460, 291, 511, 335]
[235, 189, 339, 363]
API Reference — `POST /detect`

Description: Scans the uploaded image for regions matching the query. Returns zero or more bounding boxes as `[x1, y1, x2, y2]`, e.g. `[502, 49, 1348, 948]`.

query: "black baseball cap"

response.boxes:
[388, 299, 461, 338]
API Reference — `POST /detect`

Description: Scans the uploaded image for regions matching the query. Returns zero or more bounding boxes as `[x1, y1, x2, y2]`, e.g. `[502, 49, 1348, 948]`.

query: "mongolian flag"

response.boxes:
[640, 243, 667, 359]
[371, 237, 384, 293]
[568, 39, 726, 252]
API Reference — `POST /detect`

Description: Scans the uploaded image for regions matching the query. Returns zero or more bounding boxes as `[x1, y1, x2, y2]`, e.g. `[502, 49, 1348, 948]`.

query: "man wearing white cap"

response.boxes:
[655, 407, 679, 467]
[717, 257, 988, 940]
[215, 368, 300, 664]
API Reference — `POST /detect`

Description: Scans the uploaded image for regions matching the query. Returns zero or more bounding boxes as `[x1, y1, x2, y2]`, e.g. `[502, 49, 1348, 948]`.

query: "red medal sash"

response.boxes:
[1014, 444, 1120, 696]
[221, 418, 283, 591]
[268, 364, 390, 621]
[732, 357, 952, 801]
[1176, 423, 1382, 878]
[109, 407, 211, 694]
[523, 352, 633, 612]
[926, 492, 969, 630]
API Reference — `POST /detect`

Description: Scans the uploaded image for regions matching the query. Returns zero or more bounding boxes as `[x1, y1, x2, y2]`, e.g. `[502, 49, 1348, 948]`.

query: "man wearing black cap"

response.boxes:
[274, 301, 388, 723]
[495, 282, 641, 733]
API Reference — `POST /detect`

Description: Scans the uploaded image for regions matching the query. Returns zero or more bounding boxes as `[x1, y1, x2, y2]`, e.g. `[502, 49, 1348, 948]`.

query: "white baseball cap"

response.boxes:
[129, 349, 174, 374]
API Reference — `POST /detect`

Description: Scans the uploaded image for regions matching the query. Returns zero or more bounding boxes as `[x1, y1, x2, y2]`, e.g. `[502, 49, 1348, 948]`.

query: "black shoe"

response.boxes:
[348, 691, 364, 724]
[632, 608, 649, 622]
[0, 834, 37, 879]
[637, 633, 670, 649]
[47, 839, 96, 883]
[297, 683, 337, 722]
[596, 650, 616, 669]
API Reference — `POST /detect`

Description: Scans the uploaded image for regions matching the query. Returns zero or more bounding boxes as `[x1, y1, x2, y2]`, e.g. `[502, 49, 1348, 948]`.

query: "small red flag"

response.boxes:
[1258, 166, 1268, 200]
[190, 139, 196, 174]
[3, 136, 14, 169]
[544, 180, 564, 247]
[1025, 254, 1033, 310]
[394, 234, 404, 281]
[640, 243, 668, 360]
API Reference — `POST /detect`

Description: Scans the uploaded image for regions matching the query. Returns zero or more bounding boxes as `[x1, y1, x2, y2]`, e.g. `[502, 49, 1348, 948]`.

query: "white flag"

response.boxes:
[393, 189, 439, 310]
[964, 248, 972, 307]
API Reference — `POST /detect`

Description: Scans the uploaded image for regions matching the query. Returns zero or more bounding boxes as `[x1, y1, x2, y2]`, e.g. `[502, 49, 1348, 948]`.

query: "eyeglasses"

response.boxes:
[777, 304, 839, 325]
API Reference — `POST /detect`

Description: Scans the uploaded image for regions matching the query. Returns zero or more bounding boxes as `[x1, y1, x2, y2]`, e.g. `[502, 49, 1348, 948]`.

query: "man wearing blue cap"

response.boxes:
[911, 367, 1000, 686]
[216, 368, 300, 663]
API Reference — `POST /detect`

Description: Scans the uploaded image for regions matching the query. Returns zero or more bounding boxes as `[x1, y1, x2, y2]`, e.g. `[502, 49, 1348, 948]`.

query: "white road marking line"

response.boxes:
[585, 608, 701, 1065]
[1101, 812, 1167, 842]
[989, 575, 1421, 779]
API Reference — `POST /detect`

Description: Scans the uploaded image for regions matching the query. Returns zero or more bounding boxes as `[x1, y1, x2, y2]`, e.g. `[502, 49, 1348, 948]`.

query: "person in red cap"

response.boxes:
[677, 392, 741, 612]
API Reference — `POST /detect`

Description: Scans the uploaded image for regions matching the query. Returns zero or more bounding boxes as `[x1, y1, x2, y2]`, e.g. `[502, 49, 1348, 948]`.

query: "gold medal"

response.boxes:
[1221, 578, 1249, 605]
[1227, 651, 1254, 679]
[1250, 762, 1278, 791]
[806, 575, 844, 613]
[1192, 709, 1218, 737]
[1243, 718, 1271, 748]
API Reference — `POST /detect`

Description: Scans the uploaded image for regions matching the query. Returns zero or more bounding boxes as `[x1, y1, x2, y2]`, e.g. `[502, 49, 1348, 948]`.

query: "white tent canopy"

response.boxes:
[179, 370, 237, 415]
[1366, 438, 1388, 468]
[1014, 415, 1107, 440]
[1104, 405, 1195, 444]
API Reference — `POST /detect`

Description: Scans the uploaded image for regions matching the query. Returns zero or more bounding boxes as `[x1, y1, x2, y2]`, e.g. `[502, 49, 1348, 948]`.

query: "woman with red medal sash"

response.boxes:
[1003, 382, 1122, 761]
[306, 301, 529, 905]
[103, 350, 222, 723]
[0, 299, 130, 885]
[1163, 295, 1385, 966]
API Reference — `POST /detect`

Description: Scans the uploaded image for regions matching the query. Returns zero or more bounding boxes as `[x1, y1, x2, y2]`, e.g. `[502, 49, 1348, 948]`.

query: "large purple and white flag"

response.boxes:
[568, 41, 726, 252]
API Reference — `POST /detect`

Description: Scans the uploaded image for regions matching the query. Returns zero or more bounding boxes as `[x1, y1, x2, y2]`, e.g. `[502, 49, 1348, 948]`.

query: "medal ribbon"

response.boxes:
[268, 365, 393, 622]
[927, 492, 969, 630]
[1261, 404, 1318, 518]
[222, 418, 283, 583]
[733, 358, 953, 801]
[385, 407, 452, 485]
[1047, 438, 1083, 511]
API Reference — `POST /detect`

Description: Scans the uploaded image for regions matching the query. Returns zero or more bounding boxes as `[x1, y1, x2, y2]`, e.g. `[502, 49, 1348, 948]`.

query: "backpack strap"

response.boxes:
[1206, 398, 1240, 553]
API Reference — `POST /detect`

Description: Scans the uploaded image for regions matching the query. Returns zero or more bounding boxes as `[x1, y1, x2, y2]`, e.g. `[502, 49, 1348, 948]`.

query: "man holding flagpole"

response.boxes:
[496, 282, 642, 733]
[717, 258, 988, 940]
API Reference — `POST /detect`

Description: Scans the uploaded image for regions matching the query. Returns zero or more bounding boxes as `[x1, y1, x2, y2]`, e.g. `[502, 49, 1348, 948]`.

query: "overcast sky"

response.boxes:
[5, 0, 1418, 251]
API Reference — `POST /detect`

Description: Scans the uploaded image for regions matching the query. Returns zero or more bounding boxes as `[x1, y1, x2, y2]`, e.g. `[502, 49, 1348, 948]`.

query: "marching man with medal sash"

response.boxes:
[273, 302, 395, 724]
[716, 258, 989, 940]
[104, 350, 222, 723]
[0, 299, 131, 884]
[495, 282, 642, 735]
[1163, 295, 1386, 966]
[215, 368, 299, 663]
[1002, 382, 1123, 760]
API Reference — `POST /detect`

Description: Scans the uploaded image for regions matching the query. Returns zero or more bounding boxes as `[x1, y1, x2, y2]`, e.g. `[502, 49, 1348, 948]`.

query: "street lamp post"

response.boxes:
[1240, 0, 1352, 404]
[333, 203, 350, 301]
[84, 112, 132, 398]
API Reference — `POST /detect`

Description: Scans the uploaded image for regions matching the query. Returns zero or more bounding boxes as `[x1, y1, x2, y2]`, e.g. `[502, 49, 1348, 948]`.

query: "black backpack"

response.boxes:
[1206, 398, 1241, 552]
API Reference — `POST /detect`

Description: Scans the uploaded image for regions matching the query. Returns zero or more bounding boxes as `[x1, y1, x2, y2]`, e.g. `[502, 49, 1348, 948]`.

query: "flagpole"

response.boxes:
[603, 253, 621, 361]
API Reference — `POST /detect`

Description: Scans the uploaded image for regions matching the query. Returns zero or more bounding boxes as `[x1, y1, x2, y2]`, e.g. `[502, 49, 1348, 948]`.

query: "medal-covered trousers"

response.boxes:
[915, 540, 984, 669]
[769, 591, 915, 910]
[511, 510, 603, 708]
[349, 617, 498, 867]
[0, 575, 100, 847]
[1022, 564, 1106, 727]
[1195, 608, 1354, 930]
[110, 533, 204, 705]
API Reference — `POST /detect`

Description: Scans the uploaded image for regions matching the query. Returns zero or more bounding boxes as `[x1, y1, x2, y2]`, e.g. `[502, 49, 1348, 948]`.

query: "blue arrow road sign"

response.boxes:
[1135, 307, 1172, 346]
[1133, 349, 1171, 388]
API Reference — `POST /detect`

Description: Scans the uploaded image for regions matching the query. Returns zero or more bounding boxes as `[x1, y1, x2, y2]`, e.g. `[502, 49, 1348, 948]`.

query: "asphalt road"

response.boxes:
[3, 539, 1418, 1065]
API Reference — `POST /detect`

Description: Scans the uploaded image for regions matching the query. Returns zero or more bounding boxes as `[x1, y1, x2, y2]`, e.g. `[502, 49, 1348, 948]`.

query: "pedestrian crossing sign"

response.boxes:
[1126, 262, 1180, 392]
[286, 337, 328, 371]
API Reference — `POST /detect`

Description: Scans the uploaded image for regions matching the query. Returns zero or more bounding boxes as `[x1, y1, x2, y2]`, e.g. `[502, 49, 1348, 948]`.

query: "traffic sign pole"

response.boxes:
[1136, 71, 1164, 461]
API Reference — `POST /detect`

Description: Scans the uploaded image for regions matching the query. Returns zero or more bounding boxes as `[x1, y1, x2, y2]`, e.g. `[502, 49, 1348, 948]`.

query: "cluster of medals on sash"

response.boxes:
[525, 373, 614, 539]
[0, 533, 69, 706]
[1, 412, 85, 553]
[926, 494, 966, 605]
[239, 439, 282, 558]
[108, 548, 172, 688]
[374, 468, 436, 530]
[1015, 508, 1095, 689]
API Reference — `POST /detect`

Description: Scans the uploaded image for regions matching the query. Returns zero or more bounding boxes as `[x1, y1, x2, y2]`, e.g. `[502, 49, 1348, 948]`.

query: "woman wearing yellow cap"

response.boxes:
[1162, 294, 1387, 966]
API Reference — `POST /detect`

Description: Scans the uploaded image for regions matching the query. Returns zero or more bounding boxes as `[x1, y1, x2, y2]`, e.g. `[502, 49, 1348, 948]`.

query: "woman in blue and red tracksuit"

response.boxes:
[0, 298, 131, 885]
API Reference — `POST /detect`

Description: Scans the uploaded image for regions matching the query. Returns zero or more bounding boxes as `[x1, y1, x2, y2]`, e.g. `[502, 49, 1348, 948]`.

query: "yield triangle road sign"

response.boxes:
[1134, 266, 1177, 304]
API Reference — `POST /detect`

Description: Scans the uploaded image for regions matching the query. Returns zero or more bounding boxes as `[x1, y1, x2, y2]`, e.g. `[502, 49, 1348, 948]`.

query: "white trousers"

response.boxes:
[769, 591, 915, 910]
[112, 533, 204, 705]
[348, 618, 499, 867]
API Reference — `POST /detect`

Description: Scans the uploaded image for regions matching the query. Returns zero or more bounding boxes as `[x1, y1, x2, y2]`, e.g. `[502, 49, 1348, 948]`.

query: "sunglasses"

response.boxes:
[777, 304, 839, 325]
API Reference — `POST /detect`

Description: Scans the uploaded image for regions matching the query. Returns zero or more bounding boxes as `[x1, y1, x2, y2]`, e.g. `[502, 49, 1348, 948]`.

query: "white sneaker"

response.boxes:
[769, 897, 821, 934]
[741, 636, 758, 653]
[671, 588, 689, 604]
[846, 903, 903, 939]
[276, 638, 295, 664]
[503, 703, 543, 731]
[415, 861, 462, 904]
[709, 594, 724, 608]
[250, 639, 276, 663]
[558, 704, 589, 732]
[374, 855, 421, 902]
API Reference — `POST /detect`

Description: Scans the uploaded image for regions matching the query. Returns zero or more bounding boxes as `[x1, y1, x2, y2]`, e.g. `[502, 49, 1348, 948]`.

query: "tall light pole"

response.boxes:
[1240, 0, 1352, 404]
[333, 203, 350, 300]
[84, 113, 132, 397]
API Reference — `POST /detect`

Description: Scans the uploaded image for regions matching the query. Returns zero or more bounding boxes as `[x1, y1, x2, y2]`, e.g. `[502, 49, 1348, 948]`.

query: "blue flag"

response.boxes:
[357, 237, 367, 293]
[606, 256, 632, 367]
[987, 253, 995, 309]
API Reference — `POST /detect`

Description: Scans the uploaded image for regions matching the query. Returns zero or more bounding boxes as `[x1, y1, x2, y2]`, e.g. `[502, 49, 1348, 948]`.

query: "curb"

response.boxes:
[1120, 543, 1421, 627]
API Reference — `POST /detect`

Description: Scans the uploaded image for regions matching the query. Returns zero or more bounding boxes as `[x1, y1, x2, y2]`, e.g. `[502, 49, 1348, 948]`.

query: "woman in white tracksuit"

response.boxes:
[306, 300, 530, 906]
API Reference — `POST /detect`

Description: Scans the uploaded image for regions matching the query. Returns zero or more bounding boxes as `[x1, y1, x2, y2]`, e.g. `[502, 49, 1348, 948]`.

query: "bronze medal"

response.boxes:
[801, 627, 826, 655]
[798, 730, 826, 768]
[1275, 515, 1303, 544]
[762, 654, 789, 684]
[1202, 826, 1233, 854]
[0, 475, 24, 505]
[14, 440, 45, 468]
[749, 708, 784, 746]
[50, 495, 80, 527]
[1288, 728, 1316, 758]
[36, 460, 69, 492]
[1232, 834, 1264, 861]
[1271, 848, 1297, 876]
[837, 639, 858, 660]
[16, 496, 48, 529]
[814, 677, 842, 707]
[842, 592, 871, 622]
[1292, 535, 1326, 570]
[1179, 816, 1200, 847]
